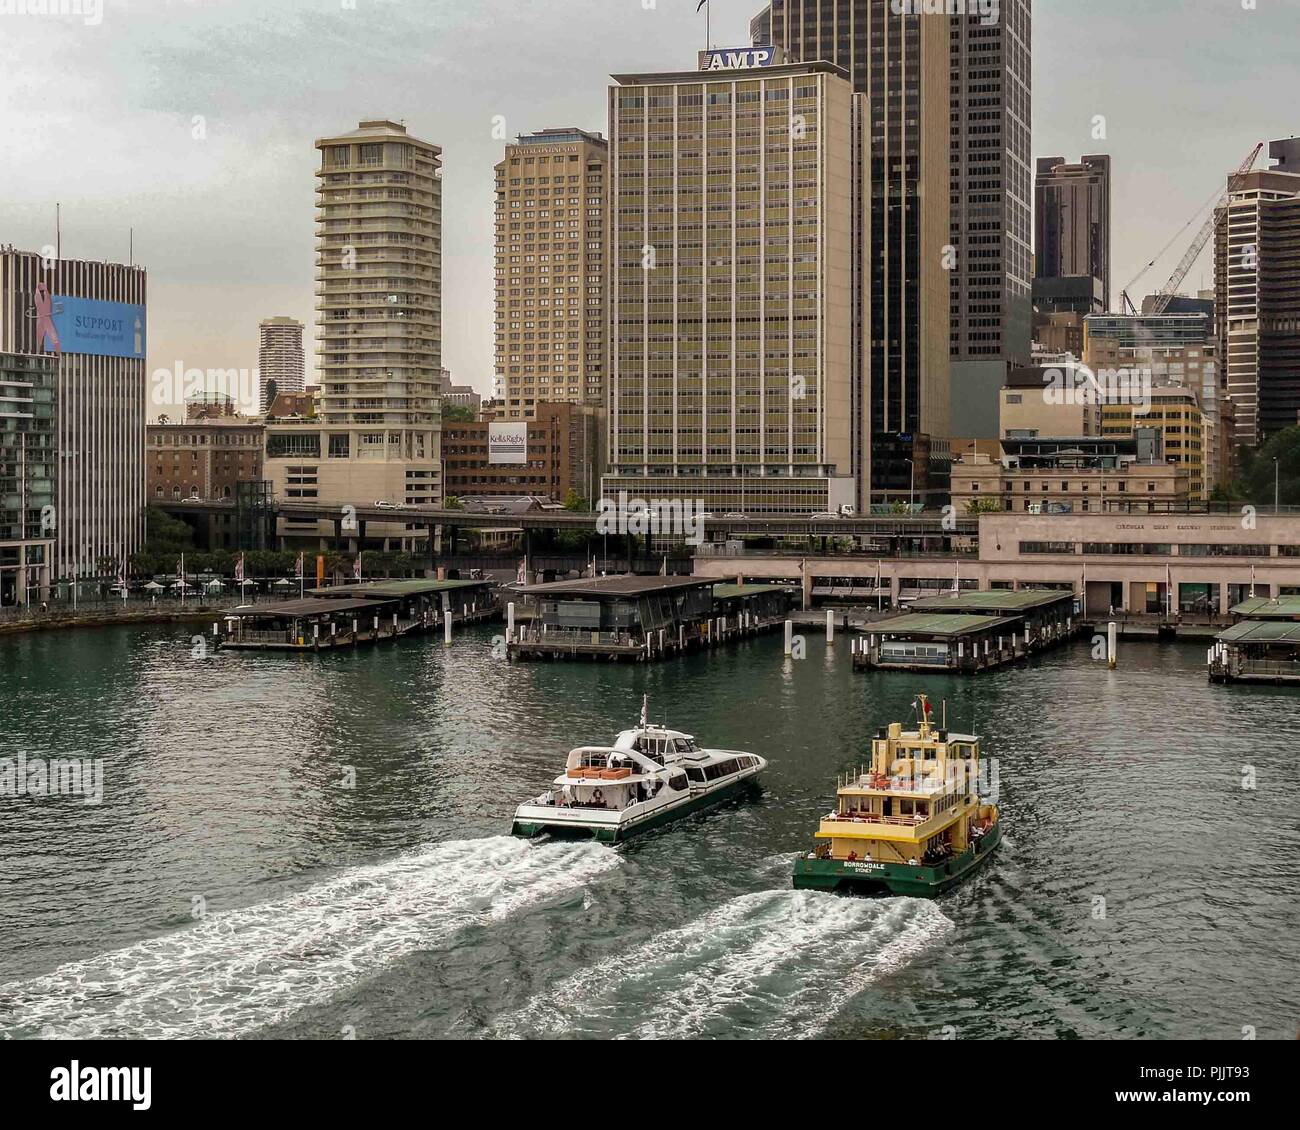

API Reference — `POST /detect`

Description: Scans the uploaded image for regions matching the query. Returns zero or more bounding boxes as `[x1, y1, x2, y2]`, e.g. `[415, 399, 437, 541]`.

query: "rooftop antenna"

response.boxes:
[129, 227, 134, 268]
[55, 202, 61, 263]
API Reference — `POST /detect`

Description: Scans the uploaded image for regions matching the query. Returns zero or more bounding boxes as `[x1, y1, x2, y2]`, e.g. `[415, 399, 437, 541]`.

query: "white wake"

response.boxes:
[496, 888, 954, 1039]
[0, 836, 617, 1039]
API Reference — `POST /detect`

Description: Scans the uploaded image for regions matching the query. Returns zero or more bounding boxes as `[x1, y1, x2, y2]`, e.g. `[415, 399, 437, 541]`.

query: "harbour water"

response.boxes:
[1, 624, 1297, 1040]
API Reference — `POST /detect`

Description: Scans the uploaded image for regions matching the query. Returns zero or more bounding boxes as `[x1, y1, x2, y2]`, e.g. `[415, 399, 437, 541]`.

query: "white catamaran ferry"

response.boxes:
[511, 700, 767, 843]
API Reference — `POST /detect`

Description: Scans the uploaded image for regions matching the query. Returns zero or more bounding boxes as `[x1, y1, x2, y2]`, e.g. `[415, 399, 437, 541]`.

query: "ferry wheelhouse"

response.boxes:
[512, 702, 766, 843]
[792, 694, 999, 896]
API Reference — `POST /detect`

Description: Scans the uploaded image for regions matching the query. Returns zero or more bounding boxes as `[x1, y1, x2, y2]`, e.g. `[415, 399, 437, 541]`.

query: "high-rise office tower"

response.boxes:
[494, 128, 609, 420]
[1215, 138, 1300, 447]
[0, 351, 56, 604]
[754, 1, 952, 506]
[267, 120, 443, 543]
[1033, 154, 1111, 315]
[603, 52, 860, 514]
[948, 2, 1033, 440]
[257, 316, 305, 415]
[0, 248, 147, 584]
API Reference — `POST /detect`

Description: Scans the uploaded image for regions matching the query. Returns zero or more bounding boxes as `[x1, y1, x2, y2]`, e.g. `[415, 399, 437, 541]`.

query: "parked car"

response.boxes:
[181, 495, 202, 503]
[723, 511, 748, 520]
[374, 499, 395, 509]
[809, 511, 839, 520]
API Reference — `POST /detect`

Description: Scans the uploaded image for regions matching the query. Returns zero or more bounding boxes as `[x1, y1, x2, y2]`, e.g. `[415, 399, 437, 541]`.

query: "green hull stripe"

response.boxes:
[792, 822, 1002, 896]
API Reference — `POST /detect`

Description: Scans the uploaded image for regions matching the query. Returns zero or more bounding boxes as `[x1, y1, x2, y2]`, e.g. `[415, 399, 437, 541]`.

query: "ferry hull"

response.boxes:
[513, 774, 759, 844]
[792, 821, 1001, 897]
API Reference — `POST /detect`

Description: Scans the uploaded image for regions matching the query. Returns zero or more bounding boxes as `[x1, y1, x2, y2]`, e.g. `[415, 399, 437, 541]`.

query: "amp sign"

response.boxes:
[698, 46, 782, 71]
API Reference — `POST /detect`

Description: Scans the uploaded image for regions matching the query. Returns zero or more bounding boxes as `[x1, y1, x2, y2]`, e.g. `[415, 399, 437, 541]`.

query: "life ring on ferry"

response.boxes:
[592, 788, 604, 805]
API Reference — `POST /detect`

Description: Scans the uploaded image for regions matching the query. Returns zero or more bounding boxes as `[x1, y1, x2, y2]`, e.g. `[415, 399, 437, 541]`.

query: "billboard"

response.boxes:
[698, 46, 781, 71]
[488, 422, 527, 465]
[48, 295, 146, 359]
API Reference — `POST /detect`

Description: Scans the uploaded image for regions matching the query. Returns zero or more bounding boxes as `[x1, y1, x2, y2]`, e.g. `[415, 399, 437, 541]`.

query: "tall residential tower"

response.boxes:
[257, 316, 305, 415]
[267, 120, 443, 545]
[494, 127, 609, 420]
[1215, 138, 1300, 447]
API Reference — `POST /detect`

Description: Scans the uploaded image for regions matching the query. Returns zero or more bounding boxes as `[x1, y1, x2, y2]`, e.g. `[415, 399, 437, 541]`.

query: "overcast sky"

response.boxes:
[1, 0, 1296, 413]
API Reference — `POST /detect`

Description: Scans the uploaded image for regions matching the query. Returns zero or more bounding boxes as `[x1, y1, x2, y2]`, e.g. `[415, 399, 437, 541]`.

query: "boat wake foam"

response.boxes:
[0, 836, 618, 1040]
[495, 888, 954, 1039]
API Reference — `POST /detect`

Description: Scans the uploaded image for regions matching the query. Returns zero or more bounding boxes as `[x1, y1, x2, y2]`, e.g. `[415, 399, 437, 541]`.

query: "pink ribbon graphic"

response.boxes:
[34, 283, 61, 355]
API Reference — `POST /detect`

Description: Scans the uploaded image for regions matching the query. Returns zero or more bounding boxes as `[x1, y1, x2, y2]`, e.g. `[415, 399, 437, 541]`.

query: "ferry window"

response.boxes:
[686, 766, 707, 783]
[669, 774, 688, 791]
[674, 738, 692, 753]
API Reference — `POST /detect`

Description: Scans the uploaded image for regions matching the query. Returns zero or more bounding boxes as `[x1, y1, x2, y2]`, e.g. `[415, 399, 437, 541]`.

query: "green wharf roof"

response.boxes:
[1217, 620, 1300, 644]
[1229, 596, 1300, 619]
[308, 579, 491, 599]
[909, 589, 1073, 613]
[711, 583, 797, 599]
[865, 613, 1022, 638]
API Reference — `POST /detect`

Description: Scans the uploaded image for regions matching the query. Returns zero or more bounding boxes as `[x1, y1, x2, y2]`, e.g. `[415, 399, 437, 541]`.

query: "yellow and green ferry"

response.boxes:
[792, 694, 1000, 896]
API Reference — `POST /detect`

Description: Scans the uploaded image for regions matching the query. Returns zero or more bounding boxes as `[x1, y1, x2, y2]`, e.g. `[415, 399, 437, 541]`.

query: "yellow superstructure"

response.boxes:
[813, 696, 995, 867]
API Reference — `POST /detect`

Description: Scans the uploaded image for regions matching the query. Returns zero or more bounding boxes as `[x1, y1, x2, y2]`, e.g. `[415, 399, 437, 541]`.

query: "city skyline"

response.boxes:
[2, 0, 1297, 415]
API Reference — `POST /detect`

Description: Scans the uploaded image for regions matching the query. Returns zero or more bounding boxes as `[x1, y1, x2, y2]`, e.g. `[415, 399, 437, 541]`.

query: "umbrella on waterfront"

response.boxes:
[143, 581, 165, 592]
[206, 579, 225, 591]
[273, 578, 292, 589]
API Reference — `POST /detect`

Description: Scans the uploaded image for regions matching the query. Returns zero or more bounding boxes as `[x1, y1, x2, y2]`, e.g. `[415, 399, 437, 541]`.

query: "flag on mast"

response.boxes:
[354, 552, 363, 582]
[234, 553, 245, 584]
[294, 551, 304, 580]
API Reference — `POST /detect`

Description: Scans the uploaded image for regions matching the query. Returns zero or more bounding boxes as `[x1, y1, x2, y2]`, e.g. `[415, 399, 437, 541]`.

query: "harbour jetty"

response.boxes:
[508, 575, 795, 662]
[217, 578, 497, 651]
[1209, 596, 1300, 684]
[851, 589, 1079, 674]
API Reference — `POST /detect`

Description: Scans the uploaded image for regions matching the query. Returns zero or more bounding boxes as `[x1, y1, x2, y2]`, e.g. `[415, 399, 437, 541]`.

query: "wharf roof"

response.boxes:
[308, 579, 490, 599]
[1229, 596, 1300, 619]
[520, 575, 710, 599]
[909, 590, 1073, 614]
[1217, 620, 1300, 644]
[223, 597, 393, 618]
[866, 613, 1021, 638]
[712, 583, 796, 599]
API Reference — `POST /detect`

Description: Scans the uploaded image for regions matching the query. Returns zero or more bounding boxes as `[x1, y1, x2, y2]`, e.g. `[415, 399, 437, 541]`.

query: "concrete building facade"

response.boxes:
[494, 128, 609, 420]
[603, 55, 859, 514]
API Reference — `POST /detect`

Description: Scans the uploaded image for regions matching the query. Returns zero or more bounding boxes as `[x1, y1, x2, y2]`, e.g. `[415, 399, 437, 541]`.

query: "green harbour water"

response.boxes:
[0, 622, 1296, 1039]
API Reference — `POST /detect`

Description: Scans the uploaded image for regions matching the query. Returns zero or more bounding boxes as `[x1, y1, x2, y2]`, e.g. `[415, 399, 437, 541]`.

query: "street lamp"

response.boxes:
[1274, 457, 1280, 512]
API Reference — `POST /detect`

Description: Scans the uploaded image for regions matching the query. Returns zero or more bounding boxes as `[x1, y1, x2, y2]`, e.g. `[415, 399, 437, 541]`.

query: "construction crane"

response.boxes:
[1119, 141, 1264, 316]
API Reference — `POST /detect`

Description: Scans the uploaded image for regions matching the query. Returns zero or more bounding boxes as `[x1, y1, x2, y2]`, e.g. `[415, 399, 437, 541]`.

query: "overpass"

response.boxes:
[159, 498, 976, 543]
